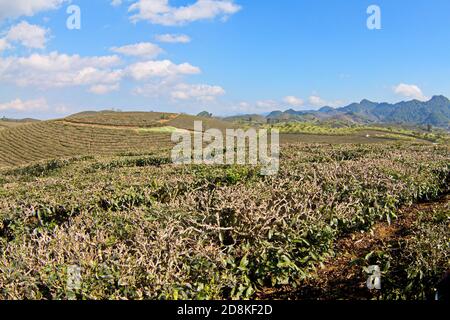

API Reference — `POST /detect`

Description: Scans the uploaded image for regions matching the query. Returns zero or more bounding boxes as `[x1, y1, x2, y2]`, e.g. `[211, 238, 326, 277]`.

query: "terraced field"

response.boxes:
[64, 111, 237, 132]
[65, 111, 178, 128]
[0, 112, 247, 168]
[2, 111, 443, 168]
[0, 121, 173, 167]
[0, 119, 39, 130]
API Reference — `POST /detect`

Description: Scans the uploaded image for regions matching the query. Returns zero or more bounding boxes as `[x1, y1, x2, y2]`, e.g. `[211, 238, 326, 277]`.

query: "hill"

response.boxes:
[253, 96, 450, 128]
[65, 111, 237, 131]
[222, 114, 267, 124]
[0, 117, 40, 129]
[0, 112, 237, 168]
[1, 110, 447, 168]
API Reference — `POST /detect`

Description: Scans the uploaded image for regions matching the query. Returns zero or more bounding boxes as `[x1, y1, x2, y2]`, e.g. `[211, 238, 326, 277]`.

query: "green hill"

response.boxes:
[258, 96, 450, 128]
[0, 112, 238, 168]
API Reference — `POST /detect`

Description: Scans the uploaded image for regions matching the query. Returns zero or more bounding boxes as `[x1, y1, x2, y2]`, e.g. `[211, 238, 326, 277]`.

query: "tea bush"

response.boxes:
[0, 143, 448, 299]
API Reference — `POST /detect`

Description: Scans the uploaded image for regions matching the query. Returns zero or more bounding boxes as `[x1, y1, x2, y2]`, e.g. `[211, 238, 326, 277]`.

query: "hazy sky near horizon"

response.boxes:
[1, 0, 450, 119]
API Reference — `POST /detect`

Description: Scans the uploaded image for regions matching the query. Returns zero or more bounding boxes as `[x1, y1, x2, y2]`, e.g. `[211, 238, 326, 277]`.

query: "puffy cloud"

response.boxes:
[171, 83, 225, 101]
[89, 84, 120, 95]
[4, 21, 49, 49]
[0, 51, 206, 98]
[0, 38, 10, 52]
[155, 34, 191, 44]
[308, 95, 326, 107]
[126, 59, 200, 80]
[393, 83, 428, 101]
[0, 98, 48, 111]
[228, 101, 254, 113]
[133, 80, 225, 102]
[111, 42, 164, 59]
[283, 96, 304, 107]
[54, 104, 70, 114]
[0, 0, 67, 21]
[256, 100, 278, 110]
[308, 95, 344, 108]
[128, 0, 241, 26]
[0, 52, 122, 89]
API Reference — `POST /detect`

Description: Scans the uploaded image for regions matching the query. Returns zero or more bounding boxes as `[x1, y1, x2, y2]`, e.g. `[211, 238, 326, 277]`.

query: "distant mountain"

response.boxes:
[254, 96, 450, 128]
[197, 111, 213, 118]
[223, 114, 267, 124]
[0, 117, 40, 123]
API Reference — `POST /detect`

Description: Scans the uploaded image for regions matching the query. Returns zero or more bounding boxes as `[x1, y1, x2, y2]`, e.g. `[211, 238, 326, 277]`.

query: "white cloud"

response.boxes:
[308, 95, 326, 107]
[229, 101, 255, 113]
[89, 84, 120, 95]
[393, 83, 428, 101]
[252, 100, 279, 112]
[0, 98, 48, 111]
[54, 104, 70, 114]
[0, 0, 67, 21]
[0, 51, 206, 98]
[155, 33, 191, 44]
[0, 38, 10, 52]
[5, 21, 49, 49]
[132, 80, 172, 97]
[126, 59, 200, 80]
[283, 96, 304, 107]
[308, 95, 345, 108]
[239, 102, 250, 109]
[229, 100, 281, 114]
[111, 42, 164, 59]
[133, 80, 225, 102]
[256, 100, 277, 108]
[0, 52, 122, 89]
[128, 0, 241, 26]
[111, 0, 122, 7]
[171, 83, 225, 101]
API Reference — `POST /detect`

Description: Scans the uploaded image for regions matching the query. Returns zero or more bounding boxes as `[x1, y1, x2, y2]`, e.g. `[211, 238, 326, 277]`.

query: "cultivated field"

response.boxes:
[0, 113, 448, 300]
[0, 119, 39, 130]
[0, 121, 173, 167]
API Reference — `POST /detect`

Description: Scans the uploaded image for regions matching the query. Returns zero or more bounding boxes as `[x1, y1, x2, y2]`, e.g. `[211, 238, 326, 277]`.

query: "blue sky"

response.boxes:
[1, 0, 450, 119]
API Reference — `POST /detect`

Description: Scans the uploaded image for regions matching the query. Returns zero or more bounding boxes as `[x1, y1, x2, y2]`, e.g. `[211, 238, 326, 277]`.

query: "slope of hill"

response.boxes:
[0, 112, 239, 168]
[0, 121, 173, 167]
[0, 143, 448, 299]
[259, 96, 450, 128]
[65, 111, 236, 131]
[0, 118, 40, 129]
[223, 114, 267, 124]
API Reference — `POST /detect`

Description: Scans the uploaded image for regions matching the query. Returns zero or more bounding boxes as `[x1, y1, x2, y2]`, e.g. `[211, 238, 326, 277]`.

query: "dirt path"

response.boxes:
[261, 194, 449, 300]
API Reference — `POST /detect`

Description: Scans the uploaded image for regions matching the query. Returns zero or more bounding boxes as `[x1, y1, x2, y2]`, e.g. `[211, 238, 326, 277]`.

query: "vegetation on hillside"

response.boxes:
[0, 143, 448, 300]
[257, 95, 450, 128]
[270, 122, 449, 144]
[0, 121, 173, 167]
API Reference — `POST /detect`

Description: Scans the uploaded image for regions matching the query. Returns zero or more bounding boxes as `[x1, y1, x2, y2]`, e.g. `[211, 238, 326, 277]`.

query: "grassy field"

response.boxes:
[271, 122, 449, 144]
[0, 113, 448, 300]
[65, 111, 237, 132]
[0, 112, 242, 168]
[0, 121, 173, 167]
[1, 112, 442, 168]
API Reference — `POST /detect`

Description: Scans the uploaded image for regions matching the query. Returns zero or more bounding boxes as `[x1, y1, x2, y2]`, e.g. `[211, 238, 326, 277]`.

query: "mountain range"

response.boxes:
[227, 95, 450, 128]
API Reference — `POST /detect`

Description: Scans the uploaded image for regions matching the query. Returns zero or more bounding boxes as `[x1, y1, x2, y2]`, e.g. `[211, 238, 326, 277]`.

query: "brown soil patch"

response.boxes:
[260, 194, 449, 300]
